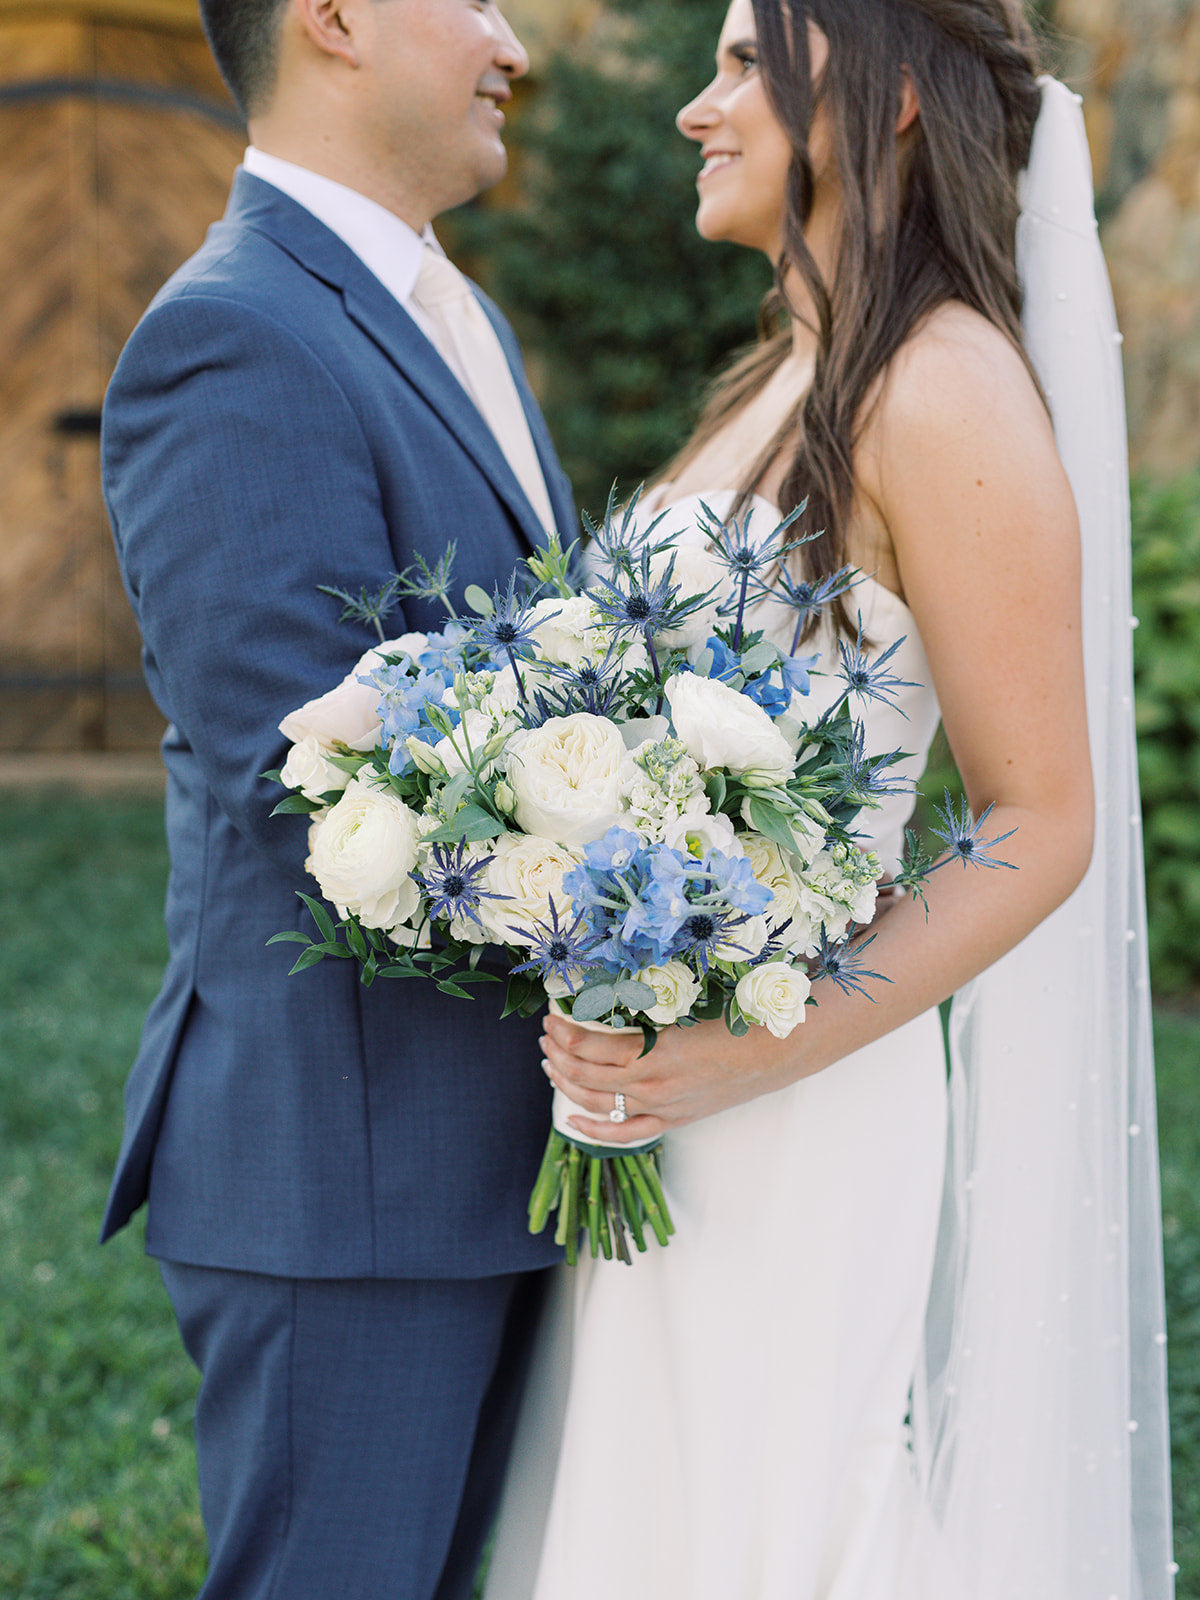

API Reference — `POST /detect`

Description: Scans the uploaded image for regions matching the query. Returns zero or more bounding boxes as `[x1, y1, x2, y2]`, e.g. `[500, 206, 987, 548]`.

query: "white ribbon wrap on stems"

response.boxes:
[548, 1003, 661, 1154]
[906, 78, 1175, 1600]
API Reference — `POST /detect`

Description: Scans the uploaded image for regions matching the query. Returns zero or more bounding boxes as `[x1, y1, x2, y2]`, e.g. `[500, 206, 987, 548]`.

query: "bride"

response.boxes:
[487, 0, 1174, 1595]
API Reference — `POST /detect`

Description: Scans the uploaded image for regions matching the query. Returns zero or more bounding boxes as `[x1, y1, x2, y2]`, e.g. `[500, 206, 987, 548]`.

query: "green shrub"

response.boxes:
[1131, 473, 1200, 993]
[452, 0, 770, 515]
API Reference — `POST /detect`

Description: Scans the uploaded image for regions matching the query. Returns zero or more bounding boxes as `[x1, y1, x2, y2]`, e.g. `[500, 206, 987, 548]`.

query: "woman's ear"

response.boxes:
[896, 67, 920, 135]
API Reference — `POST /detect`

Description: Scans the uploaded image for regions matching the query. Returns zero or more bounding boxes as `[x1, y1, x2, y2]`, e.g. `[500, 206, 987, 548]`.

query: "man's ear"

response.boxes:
[292, 0, 364, 69]
[897, 66, 920, 136]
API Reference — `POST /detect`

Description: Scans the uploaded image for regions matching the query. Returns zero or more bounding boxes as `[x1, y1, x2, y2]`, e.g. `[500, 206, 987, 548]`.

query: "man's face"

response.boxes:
[359, 0, 529, 227]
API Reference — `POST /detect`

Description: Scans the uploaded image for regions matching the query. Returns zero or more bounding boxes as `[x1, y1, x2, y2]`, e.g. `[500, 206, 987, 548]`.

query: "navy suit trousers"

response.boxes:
[160, 1261, 553, 1600]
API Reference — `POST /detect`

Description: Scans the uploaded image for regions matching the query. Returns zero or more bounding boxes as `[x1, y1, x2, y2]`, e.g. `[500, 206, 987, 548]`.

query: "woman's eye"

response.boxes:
[731, 48, 759, 74]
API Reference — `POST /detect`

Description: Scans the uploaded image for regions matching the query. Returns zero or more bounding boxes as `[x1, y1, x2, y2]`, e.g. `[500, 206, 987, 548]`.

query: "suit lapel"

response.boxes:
[224, 171, 565, 556]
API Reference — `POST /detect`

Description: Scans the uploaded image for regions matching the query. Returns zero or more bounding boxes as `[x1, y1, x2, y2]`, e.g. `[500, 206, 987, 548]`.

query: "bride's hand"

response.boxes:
[539, 1009, 800, 1145]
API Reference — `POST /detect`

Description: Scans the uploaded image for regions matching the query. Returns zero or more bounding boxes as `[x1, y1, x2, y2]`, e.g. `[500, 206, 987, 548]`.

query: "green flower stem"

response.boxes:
[601, 1160, 632, 1265]
[624, 1152, 673, 1247]
[613, 1159, 648, 1253]
[563, 1145, 583, 1265]
[527, 1131, 567, 1235]
[587, 1156, 602, 1258]
[635, 1150, 675, 1238]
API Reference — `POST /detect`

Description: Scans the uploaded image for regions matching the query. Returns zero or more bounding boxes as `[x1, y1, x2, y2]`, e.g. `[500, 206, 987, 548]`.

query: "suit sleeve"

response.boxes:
[102, 291, 403, 882]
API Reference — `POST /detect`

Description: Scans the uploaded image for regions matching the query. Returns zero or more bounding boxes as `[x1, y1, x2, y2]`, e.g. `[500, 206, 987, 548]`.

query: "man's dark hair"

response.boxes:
[199, 0, 290, 119]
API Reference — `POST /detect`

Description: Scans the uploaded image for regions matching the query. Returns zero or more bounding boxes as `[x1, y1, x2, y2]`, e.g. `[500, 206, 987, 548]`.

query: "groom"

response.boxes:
[100, 1, 571, 1596]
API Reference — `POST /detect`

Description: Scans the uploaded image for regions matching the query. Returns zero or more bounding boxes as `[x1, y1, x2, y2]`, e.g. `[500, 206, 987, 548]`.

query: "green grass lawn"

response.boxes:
[1, 794, 1196, 1597]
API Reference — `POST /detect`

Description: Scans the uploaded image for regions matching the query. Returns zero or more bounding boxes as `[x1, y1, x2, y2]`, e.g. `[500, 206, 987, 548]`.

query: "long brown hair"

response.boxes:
[665, 0, 1044, 635]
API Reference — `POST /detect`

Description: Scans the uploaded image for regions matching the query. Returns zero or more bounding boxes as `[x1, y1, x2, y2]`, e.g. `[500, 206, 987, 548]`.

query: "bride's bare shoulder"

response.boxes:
[874, 301, 1047, 443]
[858, 301, 1058, 503]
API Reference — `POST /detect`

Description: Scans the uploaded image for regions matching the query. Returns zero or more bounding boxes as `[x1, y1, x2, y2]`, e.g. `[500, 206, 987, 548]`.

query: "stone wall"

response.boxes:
[1055, 0, 1200, 474]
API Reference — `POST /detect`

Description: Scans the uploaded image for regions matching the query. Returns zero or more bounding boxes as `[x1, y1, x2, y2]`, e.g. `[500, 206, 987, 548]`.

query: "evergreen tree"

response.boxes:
[451, 0, 771, 516]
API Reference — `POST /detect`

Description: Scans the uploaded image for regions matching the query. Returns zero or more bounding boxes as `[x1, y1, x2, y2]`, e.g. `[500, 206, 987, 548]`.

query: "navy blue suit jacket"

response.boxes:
[101, 171, 572, 1279]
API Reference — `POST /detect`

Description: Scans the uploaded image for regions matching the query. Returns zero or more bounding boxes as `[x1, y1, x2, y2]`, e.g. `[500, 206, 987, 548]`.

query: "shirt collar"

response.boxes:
[242, 147, 436, 306]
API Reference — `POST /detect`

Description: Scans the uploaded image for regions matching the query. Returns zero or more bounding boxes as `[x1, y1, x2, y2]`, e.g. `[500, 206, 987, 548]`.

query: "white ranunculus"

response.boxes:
[506, 713, 626, 848]
[735, 961, 811, 1038]
[306, 775, 421, 931]
[636, 960, 701, 1025]
[478, 833, 584, 947]
[279, 636, 414, 753]
[665, 673, 795, 783]
[661, 808, 740, 860]
[649, 540, 724, 650]
[279, 736, 354, 803]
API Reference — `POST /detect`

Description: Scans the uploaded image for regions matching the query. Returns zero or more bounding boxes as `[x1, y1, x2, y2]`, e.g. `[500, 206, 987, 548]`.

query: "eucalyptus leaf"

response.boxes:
[464, 584, 495, 617]
[740, 641, 778, 675]
[614, 978, 657, 1009]
[571, 983, 619, 1023]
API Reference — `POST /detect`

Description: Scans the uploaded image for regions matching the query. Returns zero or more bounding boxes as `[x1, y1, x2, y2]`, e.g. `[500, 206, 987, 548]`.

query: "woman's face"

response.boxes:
[677, 0, 830, 261]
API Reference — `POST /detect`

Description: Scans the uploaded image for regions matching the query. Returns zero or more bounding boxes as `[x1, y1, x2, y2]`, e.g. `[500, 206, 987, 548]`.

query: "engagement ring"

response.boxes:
[610, 1092, 628, 1125]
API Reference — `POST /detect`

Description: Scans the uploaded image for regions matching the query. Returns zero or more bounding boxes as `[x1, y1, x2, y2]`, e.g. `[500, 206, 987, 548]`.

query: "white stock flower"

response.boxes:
[506, 713, 626, 848]
[306, 775, 421, 931]
[665, 673, 795, 784]
[279, 636, 415, 754]
[431, 708, 496, 780]
[618, 735, 707, 839]
[735, 961, 811, 1038]
[635, 961, 701, 1025]
[279, 736, 354, 803]
[661, 809, 741, 860]
[478, 833, 584, 947]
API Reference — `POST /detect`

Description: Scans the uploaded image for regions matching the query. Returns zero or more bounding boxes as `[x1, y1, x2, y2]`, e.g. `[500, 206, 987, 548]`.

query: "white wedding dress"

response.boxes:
[485, 491, 952, 1600]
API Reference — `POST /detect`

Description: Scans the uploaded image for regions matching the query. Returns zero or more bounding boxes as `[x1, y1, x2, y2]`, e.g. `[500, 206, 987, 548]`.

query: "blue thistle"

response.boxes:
[508, 898, 603, 993]
[835, 619, 918, 713]
[810, 928, 891, 999]
[930, 793, 1018, 871]
[472, 574, 547, 701]
[413, 843, 507, 933]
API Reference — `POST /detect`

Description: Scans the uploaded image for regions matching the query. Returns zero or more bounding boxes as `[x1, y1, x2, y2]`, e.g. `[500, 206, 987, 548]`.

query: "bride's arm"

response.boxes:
[542, 310, 1095, 1139]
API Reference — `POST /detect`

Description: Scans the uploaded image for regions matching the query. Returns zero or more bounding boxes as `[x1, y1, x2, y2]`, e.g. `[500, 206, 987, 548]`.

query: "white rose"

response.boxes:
[478, 833, 585, 946]
[665, 673, 795, 783]
[506, 713, 626, 848]
[661, 808, 739, 860]
[635, 960, 701, 1025]
[279, 735, 354, 803]
[735, 961, 811, 1038]
[279, 636, 414, 753]
[306, 775, 421, 930]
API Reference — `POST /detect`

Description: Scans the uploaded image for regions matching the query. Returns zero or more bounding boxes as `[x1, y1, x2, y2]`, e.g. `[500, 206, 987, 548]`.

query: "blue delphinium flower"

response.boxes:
[366, 662, 459, 775]
[413, 842, 507, 934]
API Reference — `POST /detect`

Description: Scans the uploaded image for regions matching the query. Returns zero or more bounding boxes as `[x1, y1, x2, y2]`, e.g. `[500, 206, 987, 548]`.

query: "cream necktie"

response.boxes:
[412, 247, 556, 538]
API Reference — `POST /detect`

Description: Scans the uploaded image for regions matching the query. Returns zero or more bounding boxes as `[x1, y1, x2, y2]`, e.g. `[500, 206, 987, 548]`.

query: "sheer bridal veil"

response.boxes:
[908, 77, 1176, 1600]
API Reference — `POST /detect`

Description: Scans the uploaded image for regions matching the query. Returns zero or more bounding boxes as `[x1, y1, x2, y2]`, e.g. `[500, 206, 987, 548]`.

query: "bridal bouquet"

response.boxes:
[269, 495, 1008, 1263]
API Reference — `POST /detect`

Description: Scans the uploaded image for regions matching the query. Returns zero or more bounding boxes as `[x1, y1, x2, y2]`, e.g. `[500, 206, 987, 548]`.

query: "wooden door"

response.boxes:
[0, 17, 243, 750]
